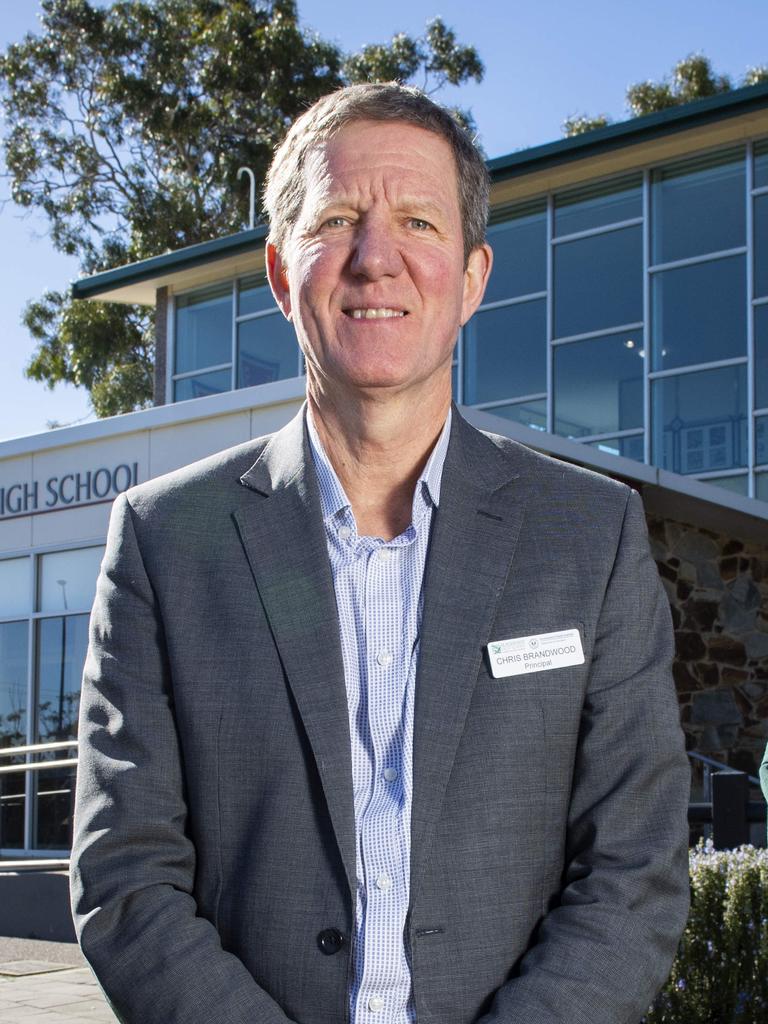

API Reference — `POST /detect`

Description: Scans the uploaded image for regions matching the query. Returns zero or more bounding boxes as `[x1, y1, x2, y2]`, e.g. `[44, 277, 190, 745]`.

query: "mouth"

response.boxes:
[343, 308, 408, 320]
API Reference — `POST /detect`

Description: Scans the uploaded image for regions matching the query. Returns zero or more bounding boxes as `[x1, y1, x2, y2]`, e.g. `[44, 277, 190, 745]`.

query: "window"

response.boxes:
[174, 369, 231, 402]
[701, 475, 749, 496]
[463, 299, 546, 405]
[651, 149, 745, 264]
[651, 255, 746, 371]
[755, 195, 768, 300]
[462, 143, 763, 498]
[479, 399, 547, 431]
[0, 620, 28, 849]
[754, 138, 768, 190]
[0, 545, 103, 853]
[756, 305, 768, 411]
[237, 274, 301, 388]
[553, 330, 644, 439]
[553, 225, 642, 338]
[174, 284, 233, 401]
[554, 175, 641, 237]
[757, 416, 768, 466]
[585, 435, 645, 462]
[172, 275, 301, 401]
[485, 203, 546, 302]
[652, 365, 747, 475]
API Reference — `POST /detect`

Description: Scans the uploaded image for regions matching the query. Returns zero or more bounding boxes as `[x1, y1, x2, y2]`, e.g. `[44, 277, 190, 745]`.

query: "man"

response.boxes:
[71, 83, 690, 1024]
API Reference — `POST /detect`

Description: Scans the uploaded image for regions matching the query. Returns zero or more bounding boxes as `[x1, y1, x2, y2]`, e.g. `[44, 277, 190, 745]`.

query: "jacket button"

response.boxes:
[317, 928, 345, 955]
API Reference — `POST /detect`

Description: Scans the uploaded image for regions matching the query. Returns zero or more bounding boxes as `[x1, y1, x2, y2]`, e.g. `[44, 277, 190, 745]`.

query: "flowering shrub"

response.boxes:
[644, 841, 768, 1023]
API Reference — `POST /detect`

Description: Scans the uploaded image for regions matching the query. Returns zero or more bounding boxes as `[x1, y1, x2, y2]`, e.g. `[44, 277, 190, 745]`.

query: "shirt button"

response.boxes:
[368, 996, 384, 1013]
[378, 547, 393, 561]
[376, 873, 392, 892]
[338, 526, 352, 541]
[376, 650, 392, 668]
[383, 767, 398, 782]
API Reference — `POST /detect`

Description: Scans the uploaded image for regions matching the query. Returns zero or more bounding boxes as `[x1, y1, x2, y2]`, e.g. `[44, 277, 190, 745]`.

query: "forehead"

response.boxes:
[300, 119, 460, 209]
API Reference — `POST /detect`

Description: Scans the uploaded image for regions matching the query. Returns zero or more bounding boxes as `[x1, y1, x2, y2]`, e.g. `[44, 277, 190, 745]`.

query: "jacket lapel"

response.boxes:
[410, 411, 526, 900]
[231, 406, 527, 906]
[233, 409, 357, 898]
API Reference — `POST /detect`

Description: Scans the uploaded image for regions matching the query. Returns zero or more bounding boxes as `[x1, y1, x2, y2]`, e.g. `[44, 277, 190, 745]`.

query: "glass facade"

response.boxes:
[0, 546, 103, 853]
[464, 299, 546, 405]
[172, 274, 300, 400]
[169, 139, 768, 500]
[456, 139, 766, 499]
[756, 139, 768, 496]
[554, 225, 642, 339]
[554, 330, 643, 438]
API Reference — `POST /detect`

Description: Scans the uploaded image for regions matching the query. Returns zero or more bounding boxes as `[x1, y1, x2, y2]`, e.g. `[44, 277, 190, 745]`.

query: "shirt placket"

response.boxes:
[354, 539, 412, 1023]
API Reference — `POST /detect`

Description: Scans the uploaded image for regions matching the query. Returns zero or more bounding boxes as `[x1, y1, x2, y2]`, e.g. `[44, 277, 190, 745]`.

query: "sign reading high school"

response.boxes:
[0, 462, 139, 518]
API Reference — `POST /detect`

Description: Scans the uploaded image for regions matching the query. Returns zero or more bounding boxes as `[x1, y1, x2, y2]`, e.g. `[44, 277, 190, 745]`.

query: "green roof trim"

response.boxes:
[71, 225, 268, 300]
[488, 80, 768, 181]
[72, 82, 768, 300]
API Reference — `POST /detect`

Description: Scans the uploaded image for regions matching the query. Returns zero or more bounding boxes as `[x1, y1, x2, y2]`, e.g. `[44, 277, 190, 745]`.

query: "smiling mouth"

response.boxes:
[344, 308, 407, 320]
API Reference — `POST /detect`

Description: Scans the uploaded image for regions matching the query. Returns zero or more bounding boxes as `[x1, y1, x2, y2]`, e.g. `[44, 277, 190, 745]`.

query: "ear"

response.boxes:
[460, 243, 493, 326]
[266, 241, 292, 320]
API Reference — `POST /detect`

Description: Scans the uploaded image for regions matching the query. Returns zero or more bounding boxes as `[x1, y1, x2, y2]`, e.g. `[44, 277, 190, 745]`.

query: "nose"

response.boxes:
[349, 219, 405, 280]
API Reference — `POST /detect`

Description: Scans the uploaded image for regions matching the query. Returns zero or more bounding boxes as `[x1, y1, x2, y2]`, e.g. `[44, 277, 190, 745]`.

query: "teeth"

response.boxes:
[347, 308, 406, 319]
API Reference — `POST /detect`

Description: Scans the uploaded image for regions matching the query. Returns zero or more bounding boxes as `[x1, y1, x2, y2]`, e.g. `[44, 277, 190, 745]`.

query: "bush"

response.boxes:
[644, 841, 768, 1023]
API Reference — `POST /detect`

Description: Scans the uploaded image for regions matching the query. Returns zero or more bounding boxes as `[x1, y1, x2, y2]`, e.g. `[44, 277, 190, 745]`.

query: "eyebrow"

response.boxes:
[313, 195, 451, 222]
[397, 198, 448, 221]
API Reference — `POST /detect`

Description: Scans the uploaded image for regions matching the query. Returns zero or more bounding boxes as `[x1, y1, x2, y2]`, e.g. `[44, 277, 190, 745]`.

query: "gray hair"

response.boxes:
[263, 82, 489, 264]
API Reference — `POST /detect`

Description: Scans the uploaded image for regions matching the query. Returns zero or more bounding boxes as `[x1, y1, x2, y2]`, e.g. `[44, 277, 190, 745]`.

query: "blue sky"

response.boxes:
[1, 0, 766, 441]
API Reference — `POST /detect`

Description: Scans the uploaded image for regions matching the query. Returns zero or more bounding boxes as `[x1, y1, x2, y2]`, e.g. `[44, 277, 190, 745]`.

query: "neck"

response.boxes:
[307, 380, 450, 541]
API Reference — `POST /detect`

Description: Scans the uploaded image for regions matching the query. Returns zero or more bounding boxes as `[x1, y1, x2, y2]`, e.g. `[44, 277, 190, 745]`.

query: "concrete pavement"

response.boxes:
[0, 937, 117, 1022]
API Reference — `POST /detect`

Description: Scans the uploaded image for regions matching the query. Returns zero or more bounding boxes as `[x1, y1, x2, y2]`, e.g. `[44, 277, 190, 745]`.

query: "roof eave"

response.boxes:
[71, 225, 269, 301]
[489, 80, 768, 182]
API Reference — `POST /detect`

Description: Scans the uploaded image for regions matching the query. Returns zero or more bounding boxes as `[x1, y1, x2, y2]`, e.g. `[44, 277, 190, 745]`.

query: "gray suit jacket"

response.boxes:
[71, 407, 690, 1024]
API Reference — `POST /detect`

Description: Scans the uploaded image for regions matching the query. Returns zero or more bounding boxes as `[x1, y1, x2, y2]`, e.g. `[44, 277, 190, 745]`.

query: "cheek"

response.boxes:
[291, 247, 343, 312]
[419, 250, 465, 300]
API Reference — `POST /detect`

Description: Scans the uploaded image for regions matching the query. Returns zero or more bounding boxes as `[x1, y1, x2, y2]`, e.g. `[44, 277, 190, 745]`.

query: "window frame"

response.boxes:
[458, 137, 767, 497]
[169, 276, 302, 402]
[0, 540, 104, 857]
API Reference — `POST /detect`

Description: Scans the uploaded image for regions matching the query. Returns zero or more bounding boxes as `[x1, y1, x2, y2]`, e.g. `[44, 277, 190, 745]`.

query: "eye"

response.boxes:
[409, 218, 432, 231]
[321, 216, 351, 230]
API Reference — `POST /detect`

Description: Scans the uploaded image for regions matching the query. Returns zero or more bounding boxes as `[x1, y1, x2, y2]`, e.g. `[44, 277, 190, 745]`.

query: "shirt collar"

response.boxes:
[306, 407, 452, 527]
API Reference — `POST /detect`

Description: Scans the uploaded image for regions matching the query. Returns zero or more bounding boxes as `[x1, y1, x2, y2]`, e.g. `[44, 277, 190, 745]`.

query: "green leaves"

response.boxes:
[342, 17, 483, 128]
[23, 290, 153, 418]
[562, 114, 610, 138]
[0, 0, 483, 416]
[627, 54, 732, 118]
[563, 53, 767, 138]
[644, 842, 768, 1024]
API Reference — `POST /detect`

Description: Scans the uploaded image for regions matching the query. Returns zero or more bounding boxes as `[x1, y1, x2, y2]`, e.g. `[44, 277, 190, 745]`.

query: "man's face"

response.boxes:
[267, 119, 491, 403]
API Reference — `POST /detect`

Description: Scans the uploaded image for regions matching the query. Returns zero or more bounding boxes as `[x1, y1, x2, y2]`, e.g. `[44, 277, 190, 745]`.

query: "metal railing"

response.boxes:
[0, 740, 78, 865]
[1, 744, 765, 855]
[0, 739, 78, 775]
[688, 750, 766, 849]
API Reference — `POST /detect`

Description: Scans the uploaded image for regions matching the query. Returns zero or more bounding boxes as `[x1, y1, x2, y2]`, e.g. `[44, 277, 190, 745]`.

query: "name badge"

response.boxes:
[486, 628, 584, 679]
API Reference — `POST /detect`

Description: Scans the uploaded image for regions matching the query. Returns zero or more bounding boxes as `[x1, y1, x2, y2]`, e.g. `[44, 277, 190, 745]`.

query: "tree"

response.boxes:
[561, 113, 610, 137]
[0, 0, 484, 417]
[563, 53, 768, 137]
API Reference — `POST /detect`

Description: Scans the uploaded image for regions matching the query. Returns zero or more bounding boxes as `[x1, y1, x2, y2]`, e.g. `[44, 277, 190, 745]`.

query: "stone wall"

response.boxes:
[647, 514, 768, 784]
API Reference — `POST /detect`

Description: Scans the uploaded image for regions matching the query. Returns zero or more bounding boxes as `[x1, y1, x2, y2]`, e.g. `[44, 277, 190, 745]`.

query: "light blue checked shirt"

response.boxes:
[307, 408, 452, 1024]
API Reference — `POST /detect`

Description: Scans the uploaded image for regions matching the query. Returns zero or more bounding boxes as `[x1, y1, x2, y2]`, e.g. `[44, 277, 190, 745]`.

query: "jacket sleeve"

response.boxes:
[70, 493, 296, 1024]
[477, 489, 690, 1024]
